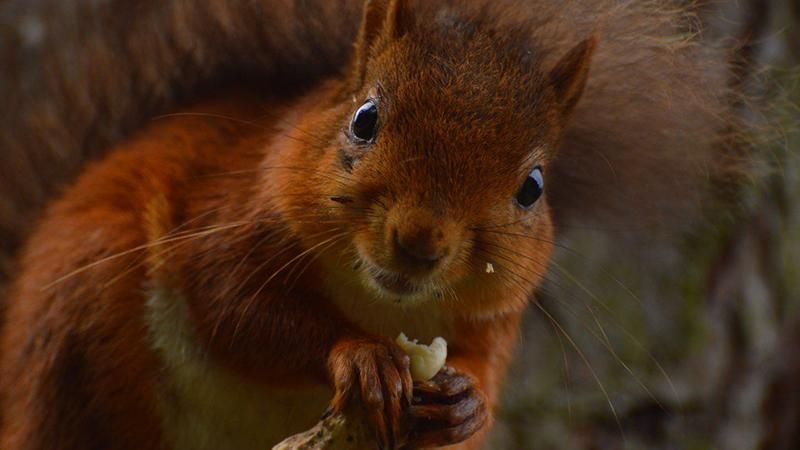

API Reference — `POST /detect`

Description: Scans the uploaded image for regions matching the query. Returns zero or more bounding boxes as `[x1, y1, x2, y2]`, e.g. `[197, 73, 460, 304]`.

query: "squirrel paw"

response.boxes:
[406, 366, 488, 448]
[328, 337, 413, 450]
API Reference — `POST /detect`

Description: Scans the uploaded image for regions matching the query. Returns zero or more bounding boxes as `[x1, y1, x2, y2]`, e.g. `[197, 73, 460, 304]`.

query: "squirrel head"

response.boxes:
[273, 0, 596, 314]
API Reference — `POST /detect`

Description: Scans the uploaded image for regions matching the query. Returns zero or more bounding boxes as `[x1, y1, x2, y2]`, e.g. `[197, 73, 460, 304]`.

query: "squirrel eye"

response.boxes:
[349, 99, 379, 143]
[515, 166, 544, 209]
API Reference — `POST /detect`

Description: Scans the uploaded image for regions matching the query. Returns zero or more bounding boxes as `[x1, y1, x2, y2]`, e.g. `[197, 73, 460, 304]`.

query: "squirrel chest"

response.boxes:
[145, 283, 454, 449]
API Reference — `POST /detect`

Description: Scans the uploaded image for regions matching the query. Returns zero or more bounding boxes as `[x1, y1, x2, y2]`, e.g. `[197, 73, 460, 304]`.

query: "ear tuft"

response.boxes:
[358, 0, 392, 54]
[351, 0, 414, 89]
[549, 36, 597, 119]
[384, 0, 413, 39]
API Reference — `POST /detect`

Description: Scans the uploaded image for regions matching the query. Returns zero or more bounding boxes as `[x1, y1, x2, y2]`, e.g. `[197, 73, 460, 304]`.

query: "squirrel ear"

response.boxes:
[383, 0, 414, 38]
[548, 36, 597, 119]
[351, 0, 413, 88]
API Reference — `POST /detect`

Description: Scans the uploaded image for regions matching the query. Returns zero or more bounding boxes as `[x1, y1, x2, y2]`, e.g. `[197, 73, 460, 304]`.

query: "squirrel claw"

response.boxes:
[328, 336, 413, 449]
[406, 367, 488, 448]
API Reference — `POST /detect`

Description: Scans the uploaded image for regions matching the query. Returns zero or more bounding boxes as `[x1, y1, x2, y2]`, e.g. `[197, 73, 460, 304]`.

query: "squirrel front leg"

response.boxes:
[182, 277, 414, 450]
[404, 311, 524, 449]
[328, 335, 414, 449]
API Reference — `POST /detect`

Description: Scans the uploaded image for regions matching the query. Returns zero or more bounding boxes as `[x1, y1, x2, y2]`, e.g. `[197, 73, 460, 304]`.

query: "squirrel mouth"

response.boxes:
[371, 271, 418, 296]
[355, 259, 423, 297]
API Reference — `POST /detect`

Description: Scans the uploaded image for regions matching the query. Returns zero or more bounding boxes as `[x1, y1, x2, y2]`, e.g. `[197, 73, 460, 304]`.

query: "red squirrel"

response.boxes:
[0, 0, 752, 448]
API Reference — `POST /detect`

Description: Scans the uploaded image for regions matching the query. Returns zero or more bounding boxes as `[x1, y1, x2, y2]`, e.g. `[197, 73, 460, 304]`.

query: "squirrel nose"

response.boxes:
[392, 221, 449, 269]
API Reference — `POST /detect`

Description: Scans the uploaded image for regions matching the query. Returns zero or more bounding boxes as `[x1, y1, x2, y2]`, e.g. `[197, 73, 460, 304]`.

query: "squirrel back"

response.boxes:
[0, 0, 754, 288]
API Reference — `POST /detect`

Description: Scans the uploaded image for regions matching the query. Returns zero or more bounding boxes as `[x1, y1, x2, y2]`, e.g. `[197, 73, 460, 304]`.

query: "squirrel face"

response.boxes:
[273, 0, 595, 314]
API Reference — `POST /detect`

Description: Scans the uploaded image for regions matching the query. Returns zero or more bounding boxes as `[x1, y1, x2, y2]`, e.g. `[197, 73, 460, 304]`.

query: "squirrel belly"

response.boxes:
[145, 285, 333, 449]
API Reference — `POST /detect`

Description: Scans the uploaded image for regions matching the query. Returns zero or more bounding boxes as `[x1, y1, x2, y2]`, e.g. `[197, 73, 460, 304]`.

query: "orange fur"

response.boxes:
[0, 0, 758, 448]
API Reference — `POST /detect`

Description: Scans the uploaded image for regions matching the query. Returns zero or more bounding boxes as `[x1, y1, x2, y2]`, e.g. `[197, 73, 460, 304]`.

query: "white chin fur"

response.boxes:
[358, 260, 443, 306]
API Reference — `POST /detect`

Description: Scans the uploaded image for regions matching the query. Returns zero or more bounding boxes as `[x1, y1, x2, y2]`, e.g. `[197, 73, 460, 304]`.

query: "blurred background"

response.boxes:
[490, 0, 800, 448]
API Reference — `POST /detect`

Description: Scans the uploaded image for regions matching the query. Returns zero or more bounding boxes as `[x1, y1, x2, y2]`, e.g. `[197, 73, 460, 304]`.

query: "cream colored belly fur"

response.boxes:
[145, 285, 453, 449]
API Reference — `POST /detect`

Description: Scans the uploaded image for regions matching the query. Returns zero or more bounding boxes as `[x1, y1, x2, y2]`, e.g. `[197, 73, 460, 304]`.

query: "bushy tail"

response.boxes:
[509, 0, 766, 239]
